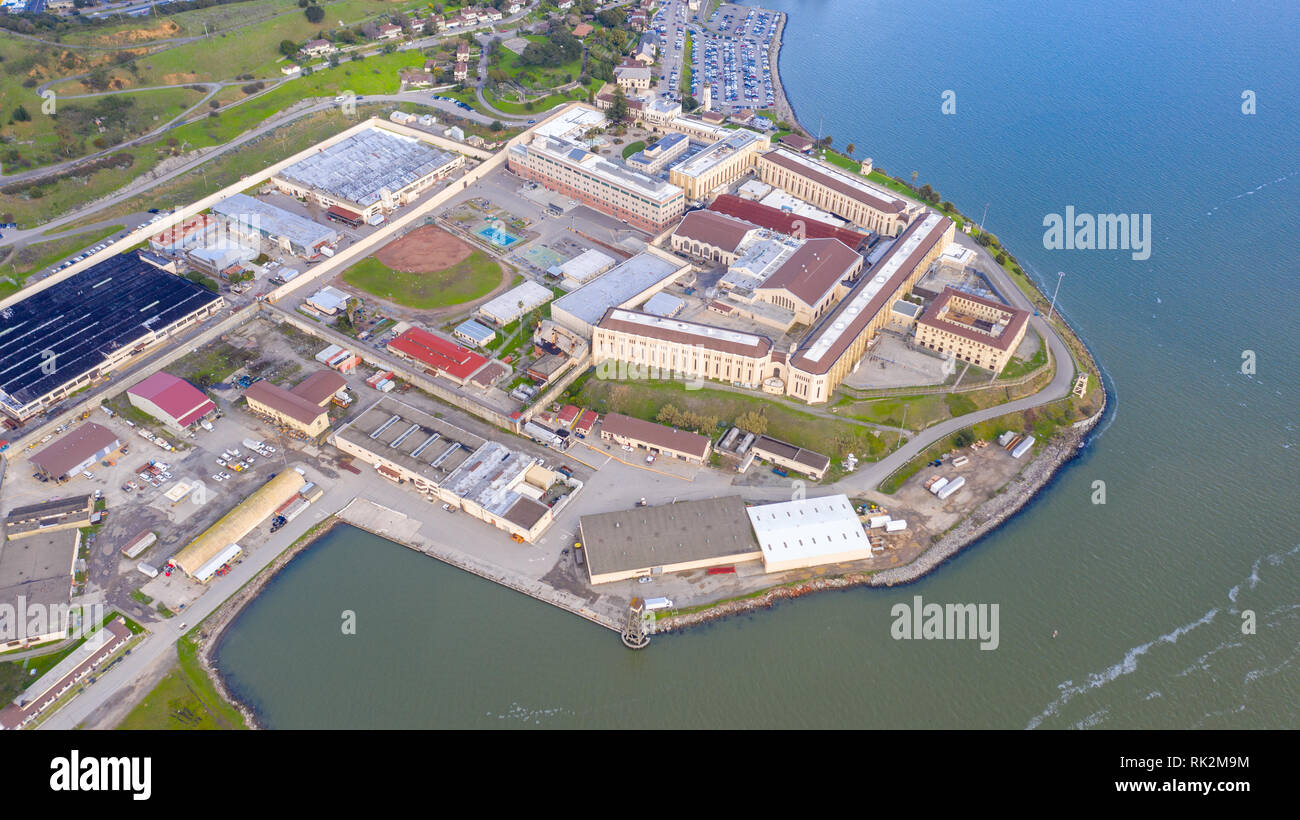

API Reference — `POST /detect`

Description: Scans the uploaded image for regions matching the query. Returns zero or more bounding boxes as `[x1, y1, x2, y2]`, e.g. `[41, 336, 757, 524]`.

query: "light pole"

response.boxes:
[1047, 271, 1065, 320]
[979, 202, 990, 235]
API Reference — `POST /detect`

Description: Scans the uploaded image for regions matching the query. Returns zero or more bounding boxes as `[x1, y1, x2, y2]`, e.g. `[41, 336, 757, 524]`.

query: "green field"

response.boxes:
[0, 225, 123, 295]
[484, 77, 600, 115]
[841, 394, 950, 431]
[572, 376, 888, 464]
[621, 140, 645, 159]
[118, 636, 248, 730]
[342, 252, 503, 309]
[493, 34, 583, 89]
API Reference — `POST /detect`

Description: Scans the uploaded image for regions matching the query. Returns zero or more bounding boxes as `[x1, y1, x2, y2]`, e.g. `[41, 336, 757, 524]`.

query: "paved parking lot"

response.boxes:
[651, 1, 779, 111]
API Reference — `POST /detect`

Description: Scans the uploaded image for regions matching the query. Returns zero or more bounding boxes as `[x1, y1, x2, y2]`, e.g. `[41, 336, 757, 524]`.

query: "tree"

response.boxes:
[995, 251, 1007, 266]
[305, 5, 324, 23]
[606, 85, 629, 124]
[11, 105, 30, 122]
[911, 170, 918, 185]
[736, 410, 768, 435]
[489, 120, 504, 131]
[845, 142, 856, 156]
[682, 95, 700, 112]
[280, 39, 299, 58]
[954, 429, 975, 448]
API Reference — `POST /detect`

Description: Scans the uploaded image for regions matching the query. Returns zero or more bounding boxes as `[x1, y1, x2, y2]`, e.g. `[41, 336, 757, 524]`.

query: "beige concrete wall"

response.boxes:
[588, 550, 763, 585]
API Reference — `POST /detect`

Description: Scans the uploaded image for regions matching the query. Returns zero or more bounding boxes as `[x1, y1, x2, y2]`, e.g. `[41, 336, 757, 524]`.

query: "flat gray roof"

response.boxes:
[210, 193, 338, 251]
[579, 496, 759, 576]
[333, 397, 484, 485]
[0, 529, 76, 607]
[551, 252, 681, 328]
[274, 128, 457, 207]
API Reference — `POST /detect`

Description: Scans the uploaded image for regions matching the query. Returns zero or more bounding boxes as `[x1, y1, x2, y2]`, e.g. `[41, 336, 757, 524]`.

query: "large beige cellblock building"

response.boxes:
[915, 287, 1031, 373]
[755, 148, 915, 236]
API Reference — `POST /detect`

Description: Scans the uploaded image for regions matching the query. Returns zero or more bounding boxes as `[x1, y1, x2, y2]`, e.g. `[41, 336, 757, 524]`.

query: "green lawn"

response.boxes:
[841, 394, 949, 431]
[621, 140, 646, 159]
[572, 376, 889, 463]
[680, 32, 692, 97]
[342, 252, 503, 310]
[493, 35, 583, 89]
[485, 78, 598, 115]
[118, 636, 248, 730]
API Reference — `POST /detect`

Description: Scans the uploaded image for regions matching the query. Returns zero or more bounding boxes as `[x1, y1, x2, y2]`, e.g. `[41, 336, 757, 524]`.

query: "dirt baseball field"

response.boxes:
[375, 225, 473, 272]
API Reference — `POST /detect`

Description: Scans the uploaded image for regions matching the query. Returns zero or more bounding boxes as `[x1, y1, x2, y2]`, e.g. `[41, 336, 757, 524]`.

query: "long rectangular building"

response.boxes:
[0, 254, 224, 423]
[507, 134, 685, 232]
[270, 127, 462, 220]
[783, 212, 954, 403]
[755, 148, 914, 236]
[332, 397, 564, 542]
[580, 496, 761, 584]
[593, 307, 774, 387]
[549, 251, 688, 336]
[668, 129, 768, 200]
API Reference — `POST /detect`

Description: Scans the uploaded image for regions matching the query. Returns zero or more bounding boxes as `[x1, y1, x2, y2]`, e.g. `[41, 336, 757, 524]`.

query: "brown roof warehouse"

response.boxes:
[598, 412, 711, 464]
[29, 423, 122, 481]
[580, 496, 762, 585]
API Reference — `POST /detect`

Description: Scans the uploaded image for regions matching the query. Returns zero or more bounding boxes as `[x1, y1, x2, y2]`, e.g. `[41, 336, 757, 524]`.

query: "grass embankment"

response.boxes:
[493, 34, 583, 89]
[680, 31, 692, 97]
[571, 375, 889, 463]
[878, 393, 1094, 494]
[0, 225, 124, 297]
[484, 77, 601, 116]
[343, 252, 502, 310]
[118, 634, 248, 730]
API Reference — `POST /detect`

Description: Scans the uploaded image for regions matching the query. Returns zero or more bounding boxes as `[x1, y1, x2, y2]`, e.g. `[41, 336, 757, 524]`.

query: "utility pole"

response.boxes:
[979, 202, 990, 235]
[897, 404, 907, 448]
[1047, 271, 1065, 320]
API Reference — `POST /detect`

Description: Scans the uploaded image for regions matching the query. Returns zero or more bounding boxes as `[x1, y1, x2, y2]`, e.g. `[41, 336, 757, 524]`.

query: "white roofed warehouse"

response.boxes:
[270, 126, 463, 221]
[747, 494, 872, 572]
[476, 281, 554, 326]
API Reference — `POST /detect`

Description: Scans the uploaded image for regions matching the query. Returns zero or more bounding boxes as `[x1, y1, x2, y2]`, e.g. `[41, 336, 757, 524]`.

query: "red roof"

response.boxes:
[387, 327, 488, 382]
[127, 372, 215, 427]
[326, 205, 362, 222]
[557, 404, 581, 424]
[709, 194, 868, 248]
[574, 410, 598, 433]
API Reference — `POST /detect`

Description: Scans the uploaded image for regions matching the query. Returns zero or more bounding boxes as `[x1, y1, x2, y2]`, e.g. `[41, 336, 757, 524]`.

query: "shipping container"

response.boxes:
[929, 477, 949, 495]
[868, 515, 890, 529]
[936, 476, 966, 499]
[1011, 436, 1036, 459]
[315, 344, 343, 364]
[885, 519, 908, 532]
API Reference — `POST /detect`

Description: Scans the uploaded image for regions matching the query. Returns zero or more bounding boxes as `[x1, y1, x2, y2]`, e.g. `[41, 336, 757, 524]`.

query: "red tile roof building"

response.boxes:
[386, 327, 489, 385]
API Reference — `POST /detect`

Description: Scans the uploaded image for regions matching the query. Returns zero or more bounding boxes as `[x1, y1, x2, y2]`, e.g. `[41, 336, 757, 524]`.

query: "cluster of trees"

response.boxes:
[655, 404, 720, 436]
[735, 410, 769, 436]
[519, 30, 581, 68]
[0, 151, 133, 196]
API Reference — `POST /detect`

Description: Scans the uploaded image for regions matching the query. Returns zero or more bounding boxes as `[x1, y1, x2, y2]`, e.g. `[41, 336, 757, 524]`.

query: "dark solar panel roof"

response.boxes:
[0, 253, 222, 408]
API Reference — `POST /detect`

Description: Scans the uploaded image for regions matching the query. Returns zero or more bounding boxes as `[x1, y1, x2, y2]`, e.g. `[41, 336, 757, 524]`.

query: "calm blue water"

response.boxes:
[216, 1, 1300, 729]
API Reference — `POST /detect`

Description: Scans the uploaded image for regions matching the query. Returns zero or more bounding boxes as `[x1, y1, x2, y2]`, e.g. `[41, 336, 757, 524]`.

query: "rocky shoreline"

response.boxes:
[189, 517, 343, 730]
[766, 12, 801, 132]
[656, 405, 1106, 633]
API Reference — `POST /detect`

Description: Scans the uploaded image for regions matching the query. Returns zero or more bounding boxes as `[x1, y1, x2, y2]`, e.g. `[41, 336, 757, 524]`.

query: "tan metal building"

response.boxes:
[170, 469, 306, 580]
[755, 147, 914, 236]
